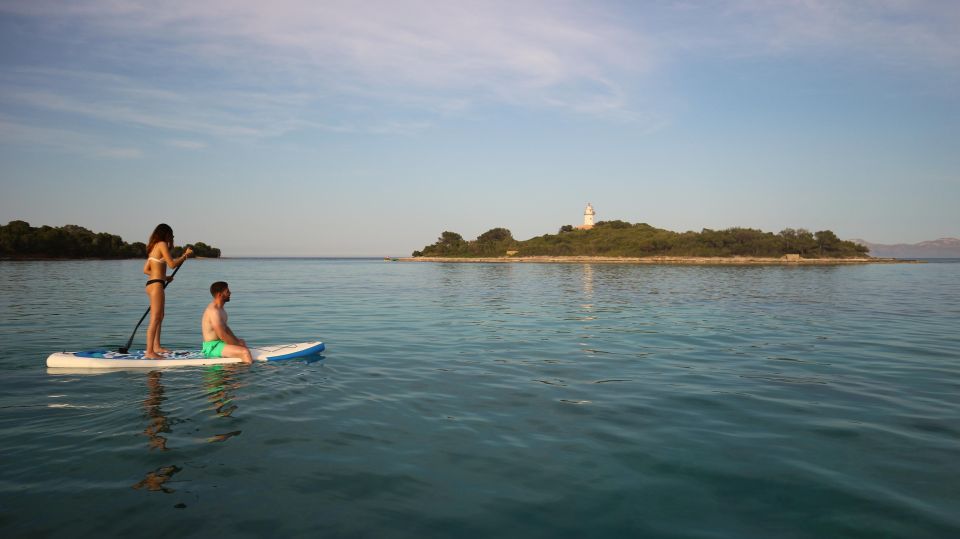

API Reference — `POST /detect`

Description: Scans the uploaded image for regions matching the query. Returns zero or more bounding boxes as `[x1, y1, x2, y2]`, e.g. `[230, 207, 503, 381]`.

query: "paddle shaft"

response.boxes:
[119, 261, 184, 353]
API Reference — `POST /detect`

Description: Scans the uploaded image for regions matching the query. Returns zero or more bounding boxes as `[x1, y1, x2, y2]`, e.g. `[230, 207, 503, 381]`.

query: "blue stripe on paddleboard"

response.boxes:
[265, 342, 325, 361]
[73, 350, 210, 360]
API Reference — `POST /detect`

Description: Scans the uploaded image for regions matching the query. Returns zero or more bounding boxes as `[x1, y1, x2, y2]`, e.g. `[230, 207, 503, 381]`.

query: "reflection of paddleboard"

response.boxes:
[46, 341, 325, 368]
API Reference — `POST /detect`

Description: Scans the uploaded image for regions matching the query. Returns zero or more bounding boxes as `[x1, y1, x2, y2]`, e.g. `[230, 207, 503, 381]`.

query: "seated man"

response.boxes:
[201, 281, 253, 363]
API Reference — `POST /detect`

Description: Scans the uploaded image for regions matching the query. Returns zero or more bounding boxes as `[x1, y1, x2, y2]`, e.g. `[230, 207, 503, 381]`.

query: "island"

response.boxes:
[406, 205, 913, 264]
[0, 220, 221, 259]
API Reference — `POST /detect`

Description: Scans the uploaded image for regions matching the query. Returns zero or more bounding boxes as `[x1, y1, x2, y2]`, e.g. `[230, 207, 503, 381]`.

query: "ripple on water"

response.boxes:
[1, 260, 959, 537]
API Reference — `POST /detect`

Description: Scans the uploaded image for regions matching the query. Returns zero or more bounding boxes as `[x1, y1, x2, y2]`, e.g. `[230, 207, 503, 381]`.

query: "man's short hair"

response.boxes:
[210, 281, 229, 297]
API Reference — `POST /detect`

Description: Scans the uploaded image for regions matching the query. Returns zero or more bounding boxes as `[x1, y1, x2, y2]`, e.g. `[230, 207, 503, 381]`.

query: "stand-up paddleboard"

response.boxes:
[46, 341, 325, 368]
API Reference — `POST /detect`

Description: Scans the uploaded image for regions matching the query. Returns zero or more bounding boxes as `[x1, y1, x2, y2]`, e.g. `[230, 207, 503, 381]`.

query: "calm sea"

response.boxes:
[1, 259, 958, 538]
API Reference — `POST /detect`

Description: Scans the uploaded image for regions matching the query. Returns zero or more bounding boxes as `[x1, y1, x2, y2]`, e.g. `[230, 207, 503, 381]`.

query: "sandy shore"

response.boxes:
[398, 256, 916, 265]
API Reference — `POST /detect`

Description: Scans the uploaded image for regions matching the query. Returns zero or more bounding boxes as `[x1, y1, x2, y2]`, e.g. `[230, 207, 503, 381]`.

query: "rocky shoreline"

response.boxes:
[399, 256, 918, 265]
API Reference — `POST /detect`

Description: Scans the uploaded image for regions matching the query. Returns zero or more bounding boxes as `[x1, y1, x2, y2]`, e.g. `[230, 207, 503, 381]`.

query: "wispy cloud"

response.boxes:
[676, 0, 960, 67]
[1, 1, 645, 115]
[166, 139, 207, 150]
[0, 116, 143, 159]
[0, 0, 956, 155]
[0, 68, 303, 138]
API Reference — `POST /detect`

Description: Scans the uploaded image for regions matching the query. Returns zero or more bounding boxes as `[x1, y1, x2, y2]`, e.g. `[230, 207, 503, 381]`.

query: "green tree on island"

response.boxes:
[172, 242, 221, 258]
[412, 231, 469, 257]
[413, 221, 869, 259]
[0, 221, 222, 259]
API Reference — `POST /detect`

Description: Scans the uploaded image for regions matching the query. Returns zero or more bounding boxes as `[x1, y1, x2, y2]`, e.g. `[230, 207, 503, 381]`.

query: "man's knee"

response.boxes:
[223, 344, 252, 362]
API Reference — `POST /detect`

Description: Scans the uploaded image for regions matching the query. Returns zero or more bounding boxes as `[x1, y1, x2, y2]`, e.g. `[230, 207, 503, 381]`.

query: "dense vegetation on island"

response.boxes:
[413, 221, 870, 259]
[0, 220, 221, 259]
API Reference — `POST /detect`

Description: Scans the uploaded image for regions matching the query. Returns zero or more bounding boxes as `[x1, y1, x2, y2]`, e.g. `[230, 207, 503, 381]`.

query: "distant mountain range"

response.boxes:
[850, 238, 960, 258]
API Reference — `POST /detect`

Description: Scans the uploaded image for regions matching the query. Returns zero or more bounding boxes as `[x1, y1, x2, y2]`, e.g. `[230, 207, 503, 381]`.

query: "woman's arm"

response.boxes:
[157, 242, 189, 268]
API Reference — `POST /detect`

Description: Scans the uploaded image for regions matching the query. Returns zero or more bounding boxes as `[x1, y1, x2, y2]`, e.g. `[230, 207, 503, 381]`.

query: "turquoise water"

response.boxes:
[1, 259, 958, 538]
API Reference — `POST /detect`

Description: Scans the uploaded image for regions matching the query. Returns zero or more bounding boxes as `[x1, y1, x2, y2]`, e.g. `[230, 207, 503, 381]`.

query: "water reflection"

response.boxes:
[134, 366, 245, 494]
[135, 371, 181, 493]
[142, 371, 170, 451]
[580, 264, 595, 319]
[132, 465, 182, 493]
[582, 264, 594, 298]
[207, 430, 242, 443]
[204, 364, 241, 418]
[477, 263, 514, 310]
[204, 364, 244, 443]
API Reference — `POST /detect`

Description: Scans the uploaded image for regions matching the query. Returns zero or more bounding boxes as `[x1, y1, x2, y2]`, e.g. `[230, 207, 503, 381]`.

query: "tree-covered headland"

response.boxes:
[413, 221, 869, 258]
[0, 221, 221, 259]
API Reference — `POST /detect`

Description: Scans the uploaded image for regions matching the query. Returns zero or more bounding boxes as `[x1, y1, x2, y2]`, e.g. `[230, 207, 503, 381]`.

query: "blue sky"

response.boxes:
[1, 0, 958, 256]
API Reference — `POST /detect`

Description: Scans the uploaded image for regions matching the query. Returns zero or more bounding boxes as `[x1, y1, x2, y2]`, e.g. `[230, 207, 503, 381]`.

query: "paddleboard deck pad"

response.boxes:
[47, 341, 325, 368]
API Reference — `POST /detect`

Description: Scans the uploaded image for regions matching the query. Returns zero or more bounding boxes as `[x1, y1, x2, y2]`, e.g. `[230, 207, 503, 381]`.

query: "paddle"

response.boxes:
[119, 261, 185, 354]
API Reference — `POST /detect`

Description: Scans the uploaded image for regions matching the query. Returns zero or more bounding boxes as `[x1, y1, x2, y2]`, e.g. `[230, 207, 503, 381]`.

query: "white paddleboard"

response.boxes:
[46, 341, 325, 368]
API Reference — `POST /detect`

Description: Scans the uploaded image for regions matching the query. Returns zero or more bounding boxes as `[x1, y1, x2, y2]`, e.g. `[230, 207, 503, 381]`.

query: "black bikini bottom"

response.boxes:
[145, 279, 165, 288]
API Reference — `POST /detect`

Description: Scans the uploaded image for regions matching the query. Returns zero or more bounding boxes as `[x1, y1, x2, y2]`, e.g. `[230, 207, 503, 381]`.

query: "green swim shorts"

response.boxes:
[202, 340, 226, 358]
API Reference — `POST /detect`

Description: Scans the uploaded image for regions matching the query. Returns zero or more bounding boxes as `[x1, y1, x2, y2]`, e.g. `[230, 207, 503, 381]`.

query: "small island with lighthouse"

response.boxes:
[405, 204, 909, 265]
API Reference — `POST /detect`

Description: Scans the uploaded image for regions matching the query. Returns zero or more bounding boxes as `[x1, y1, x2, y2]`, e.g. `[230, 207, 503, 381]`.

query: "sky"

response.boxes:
[1, 0, 958, 256]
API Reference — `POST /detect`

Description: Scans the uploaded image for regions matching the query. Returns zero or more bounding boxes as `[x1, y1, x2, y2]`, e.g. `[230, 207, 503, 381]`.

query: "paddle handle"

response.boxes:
[162, 261, 183, 289]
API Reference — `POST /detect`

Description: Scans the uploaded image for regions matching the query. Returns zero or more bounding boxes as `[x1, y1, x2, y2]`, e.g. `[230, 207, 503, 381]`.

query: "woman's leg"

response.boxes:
[145, 286, 165, 359]
[154, 288, 168, 353]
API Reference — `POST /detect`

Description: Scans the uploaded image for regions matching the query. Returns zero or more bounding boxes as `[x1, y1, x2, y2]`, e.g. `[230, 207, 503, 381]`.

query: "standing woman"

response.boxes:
[143, 224, 193, 359]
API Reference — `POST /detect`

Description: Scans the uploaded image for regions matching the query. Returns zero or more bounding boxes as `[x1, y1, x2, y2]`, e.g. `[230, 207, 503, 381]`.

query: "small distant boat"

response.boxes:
[383, 257, 398, 262]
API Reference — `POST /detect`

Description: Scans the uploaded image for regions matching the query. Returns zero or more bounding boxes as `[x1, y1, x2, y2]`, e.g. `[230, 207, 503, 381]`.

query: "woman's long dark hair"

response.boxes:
[146, 223, 174, 256]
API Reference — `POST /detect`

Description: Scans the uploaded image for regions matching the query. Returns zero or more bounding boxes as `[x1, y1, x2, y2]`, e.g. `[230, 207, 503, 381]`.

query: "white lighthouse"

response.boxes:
[583, 203, 595, 228]
[578, 203, 595, 230]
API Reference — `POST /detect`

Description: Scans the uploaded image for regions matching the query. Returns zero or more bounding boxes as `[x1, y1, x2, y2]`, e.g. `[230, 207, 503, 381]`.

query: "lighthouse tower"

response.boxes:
[583, 203, 595, 228]
[578, 203, 595, 230]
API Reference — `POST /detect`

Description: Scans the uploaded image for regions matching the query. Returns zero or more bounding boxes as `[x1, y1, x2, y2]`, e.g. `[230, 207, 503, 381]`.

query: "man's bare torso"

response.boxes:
[202, 303, 226, 342]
